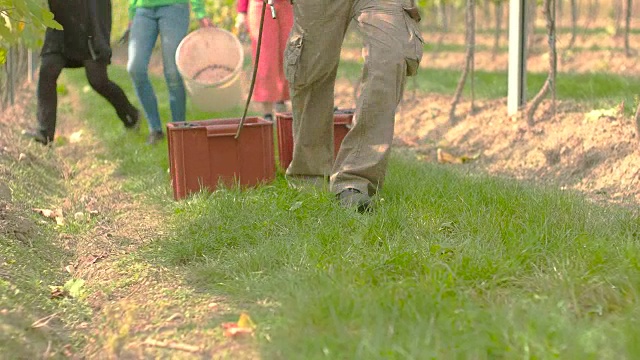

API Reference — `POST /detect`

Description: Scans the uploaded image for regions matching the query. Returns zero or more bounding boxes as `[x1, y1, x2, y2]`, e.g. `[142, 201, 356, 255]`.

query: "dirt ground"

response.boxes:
[386, 92, 639, 206]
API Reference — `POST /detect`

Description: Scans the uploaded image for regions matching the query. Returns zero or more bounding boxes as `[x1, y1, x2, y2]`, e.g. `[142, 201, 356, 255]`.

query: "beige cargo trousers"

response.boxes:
[284, 0, 423, 196]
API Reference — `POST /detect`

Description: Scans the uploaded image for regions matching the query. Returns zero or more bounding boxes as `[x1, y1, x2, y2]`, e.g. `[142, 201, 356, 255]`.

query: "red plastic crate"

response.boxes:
[167, 117, 276, 200]
[276, 109, 354, 170]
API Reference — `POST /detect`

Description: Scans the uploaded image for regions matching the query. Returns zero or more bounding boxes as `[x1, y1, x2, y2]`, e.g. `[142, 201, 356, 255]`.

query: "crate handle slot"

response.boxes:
[207, 124, 244, 138]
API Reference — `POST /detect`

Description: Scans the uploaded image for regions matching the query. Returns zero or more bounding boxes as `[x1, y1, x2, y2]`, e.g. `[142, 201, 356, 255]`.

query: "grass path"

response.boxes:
[1, 79, 257, 358]
[2, 63, 640, 358]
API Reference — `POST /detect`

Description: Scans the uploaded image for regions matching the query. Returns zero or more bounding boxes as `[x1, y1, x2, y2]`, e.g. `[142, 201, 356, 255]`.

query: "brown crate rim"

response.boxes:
[167, 116, 272, 130]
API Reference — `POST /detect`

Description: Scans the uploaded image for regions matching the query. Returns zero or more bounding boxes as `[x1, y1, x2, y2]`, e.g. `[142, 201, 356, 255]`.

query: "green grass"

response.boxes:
[162, 161, 640, 359]
[0, 230, 81, 356]
[531, 26, 640, 36]
[420, 43, 631, 55]
[338, 59, 640, 113]
[64, 63, 640, 359]
[0, 132, 90, 356]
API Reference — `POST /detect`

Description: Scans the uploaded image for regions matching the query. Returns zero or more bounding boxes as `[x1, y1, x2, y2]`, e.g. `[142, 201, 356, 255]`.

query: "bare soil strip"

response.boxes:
[0, 83, 257, 359]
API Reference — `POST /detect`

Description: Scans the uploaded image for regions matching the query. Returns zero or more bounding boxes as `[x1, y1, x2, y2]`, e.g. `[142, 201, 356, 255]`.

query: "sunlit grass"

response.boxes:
[64, 61, 640, 359]
[338, 59, 639, 102]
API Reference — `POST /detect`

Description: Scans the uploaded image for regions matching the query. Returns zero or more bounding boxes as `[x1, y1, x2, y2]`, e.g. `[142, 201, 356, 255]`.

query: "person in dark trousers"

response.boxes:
[27, 0, 140, 145]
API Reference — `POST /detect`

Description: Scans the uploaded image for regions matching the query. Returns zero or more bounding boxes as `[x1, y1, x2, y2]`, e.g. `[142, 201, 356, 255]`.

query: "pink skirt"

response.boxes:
[247, 0, 293, 103]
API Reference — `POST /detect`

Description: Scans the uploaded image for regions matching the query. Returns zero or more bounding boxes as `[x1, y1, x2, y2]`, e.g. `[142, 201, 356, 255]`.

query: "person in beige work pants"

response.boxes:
[284, 0, 424, 212]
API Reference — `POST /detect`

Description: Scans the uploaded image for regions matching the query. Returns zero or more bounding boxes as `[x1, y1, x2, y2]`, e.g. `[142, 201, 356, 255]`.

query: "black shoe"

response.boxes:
[146, 130, 164, 145]
[124, 109, 140, 130]
[22, 130, 50, 145]
[337, 188, 372, 213]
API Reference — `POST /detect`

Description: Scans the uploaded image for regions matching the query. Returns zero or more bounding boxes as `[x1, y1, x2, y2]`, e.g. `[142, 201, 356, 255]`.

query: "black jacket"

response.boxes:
[42, 0, 113, 67]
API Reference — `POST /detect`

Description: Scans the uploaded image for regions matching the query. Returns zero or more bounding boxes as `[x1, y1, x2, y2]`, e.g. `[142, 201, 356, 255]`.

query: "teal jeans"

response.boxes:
[127, 3, 189, 132]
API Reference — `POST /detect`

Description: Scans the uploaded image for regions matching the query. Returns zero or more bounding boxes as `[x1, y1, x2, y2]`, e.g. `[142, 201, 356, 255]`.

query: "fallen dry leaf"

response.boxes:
[166, 313, 183, 322]
[221, 312, 256, 337]
[143, 338, 201, 353]
[396, 135, 420, 147]
[31, 312, 59, 329]
[33, 208, 64, 226]
[77, 322, 89, 329]
[584, 104, 623, 122]
[237, 312, 256, 328]
[49, 286, 67, 299]
[75, 253, 108, 270]
[436, 148, 480, 164]
[222, 325, 254, 337]
[208, 302, 219, 310]
[65, 265, 74, 274]
[437, 148, 462, 164]
[69, 130, 83, 143]
[62, 344, 73, 357]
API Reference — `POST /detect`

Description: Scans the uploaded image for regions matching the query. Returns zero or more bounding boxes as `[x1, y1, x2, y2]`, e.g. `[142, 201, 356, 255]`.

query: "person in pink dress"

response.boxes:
[235, 0, 293, 121]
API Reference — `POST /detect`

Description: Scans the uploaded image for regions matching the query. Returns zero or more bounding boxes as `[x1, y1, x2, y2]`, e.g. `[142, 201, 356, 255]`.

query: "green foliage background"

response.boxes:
[110, 0, 237, 41]
[0, 0, 60, 63]
[0, 0, 238, 62]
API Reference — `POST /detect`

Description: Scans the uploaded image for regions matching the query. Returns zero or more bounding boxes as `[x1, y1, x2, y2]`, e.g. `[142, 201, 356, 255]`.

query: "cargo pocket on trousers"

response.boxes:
[403, 13, 424, 77]
[284, 33, 304, 85]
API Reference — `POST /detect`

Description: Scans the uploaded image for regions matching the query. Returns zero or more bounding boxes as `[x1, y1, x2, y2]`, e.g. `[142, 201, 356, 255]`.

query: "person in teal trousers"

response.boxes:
[126, 0, 212, 145]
